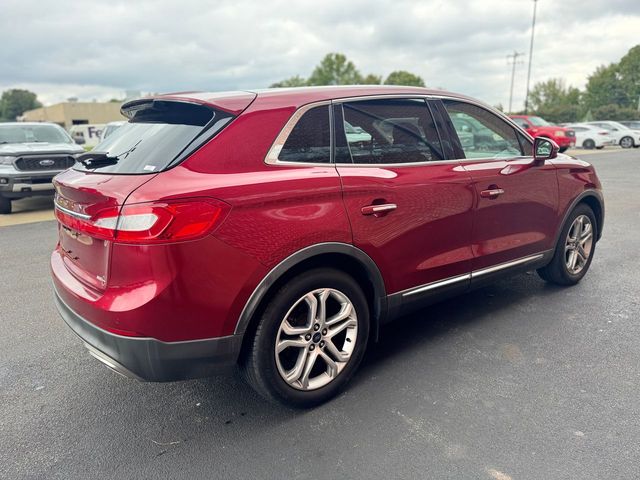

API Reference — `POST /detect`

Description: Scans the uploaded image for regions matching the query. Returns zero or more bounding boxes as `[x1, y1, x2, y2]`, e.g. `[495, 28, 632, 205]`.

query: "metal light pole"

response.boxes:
[507, 51, 524, 113]
[524, 0, 538, 114]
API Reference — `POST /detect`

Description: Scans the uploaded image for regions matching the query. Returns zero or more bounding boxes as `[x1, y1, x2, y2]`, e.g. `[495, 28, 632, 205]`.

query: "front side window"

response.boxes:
[278, 105, 331, 163]
[444, 100, 523, 159]
[336, 98, 443, 164]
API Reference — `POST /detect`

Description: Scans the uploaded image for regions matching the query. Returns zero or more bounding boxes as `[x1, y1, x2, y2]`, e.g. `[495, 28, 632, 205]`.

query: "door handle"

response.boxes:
[361, 203, 397, 216]
[480, 188, 505, 199]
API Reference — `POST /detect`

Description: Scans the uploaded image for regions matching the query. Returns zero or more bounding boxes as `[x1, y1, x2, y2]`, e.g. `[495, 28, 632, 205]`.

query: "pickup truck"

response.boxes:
[0, 122, 83, 214]
[510, 114, 575, 152]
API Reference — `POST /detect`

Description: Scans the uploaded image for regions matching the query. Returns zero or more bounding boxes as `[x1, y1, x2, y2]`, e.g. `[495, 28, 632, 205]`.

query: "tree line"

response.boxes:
[524, 44, 640, 123]
[270, 53, 426, 88]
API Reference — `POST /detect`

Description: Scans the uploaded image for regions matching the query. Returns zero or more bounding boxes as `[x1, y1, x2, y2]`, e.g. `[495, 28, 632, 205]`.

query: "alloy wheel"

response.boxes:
[620, 137, 634, 148]
[274, 288, 358, 391]
[565, 214, 593, 275]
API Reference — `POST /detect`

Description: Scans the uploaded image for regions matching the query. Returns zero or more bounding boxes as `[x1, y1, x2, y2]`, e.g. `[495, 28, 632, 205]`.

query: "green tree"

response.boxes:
[384, 70, 426, 87]
[269, 75, 308, 88]
[616, 45, 640, 109]
[361, 73, 382, 85]
[528, 79, 581, 123]
[0, 89, 42, 121]
[591, 103, 638, 121]
[582, 64, 626, 112]
[307, 53, 363, 86]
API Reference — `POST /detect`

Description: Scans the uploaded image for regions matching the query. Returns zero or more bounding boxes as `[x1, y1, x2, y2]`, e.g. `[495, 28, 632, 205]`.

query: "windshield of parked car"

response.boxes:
[0, 124, 73, 144]
[527, 116, 551, 127]
[73, 100, 234, 174]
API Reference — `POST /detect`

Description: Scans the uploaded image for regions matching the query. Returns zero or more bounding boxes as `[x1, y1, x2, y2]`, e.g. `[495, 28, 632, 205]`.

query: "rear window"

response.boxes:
[73, 100, 234, 174]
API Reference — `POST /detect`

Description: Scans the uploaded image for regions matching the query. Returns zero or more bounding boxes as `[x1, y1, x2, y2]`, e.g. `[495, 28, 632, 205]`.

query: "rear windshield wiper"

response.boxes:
[76, 152, 120, 169]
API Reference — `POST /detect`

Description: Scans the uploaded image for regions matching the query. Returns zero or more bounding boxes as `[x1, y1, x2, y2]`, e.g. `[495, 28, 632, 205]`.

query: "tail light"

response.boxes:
[55, 199, 230, 244]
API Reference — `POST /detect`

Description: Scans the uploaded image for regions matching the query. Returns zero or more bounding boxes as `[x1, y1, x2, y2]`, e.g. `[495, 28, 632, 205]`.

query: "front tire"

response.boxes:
[537, 204, 596, 285]
[0, 196, 11, 214]
[240, 268, 370, 408]
[620, 136, 634, 148]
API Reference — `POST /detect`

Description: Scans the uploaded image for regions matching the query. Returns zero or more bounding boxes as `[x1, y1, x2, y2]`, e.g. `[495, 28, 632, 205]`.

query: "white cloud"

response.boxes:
[1, 0, 638, 109]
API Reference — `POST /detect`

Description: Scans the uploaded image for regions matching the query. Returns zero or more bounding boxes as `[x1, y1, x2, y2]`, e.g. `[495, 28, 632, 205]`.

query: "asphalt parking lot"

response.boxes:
[1, 148, 639, 479]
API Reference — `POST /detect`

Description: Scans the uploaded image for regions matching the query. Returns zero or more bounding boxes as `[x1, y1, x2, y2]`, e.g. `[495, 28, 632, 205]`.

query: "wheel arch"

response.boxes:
[555, 190, 604, 246]
[235, 242, 388, 354]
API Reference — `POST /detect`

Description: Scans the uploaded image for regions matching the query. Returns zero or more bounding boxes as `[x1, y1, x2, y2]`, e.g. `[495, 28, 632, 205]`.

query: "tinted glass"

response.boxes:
[337, 98, 443, 164]
[0, 124, 72, 144]
[511, 118, 529, 128]
[444, 100, 523, 158]
[278, 106, 331, 163]
[73, 101, 232, 174]
[528, 116, 550, 126]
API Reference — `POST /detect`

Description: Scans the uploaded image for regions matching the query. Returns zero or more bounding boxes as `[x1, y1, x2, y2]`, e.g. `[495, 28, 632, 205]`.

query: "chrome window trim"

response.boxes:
[399, 252, 547, 298]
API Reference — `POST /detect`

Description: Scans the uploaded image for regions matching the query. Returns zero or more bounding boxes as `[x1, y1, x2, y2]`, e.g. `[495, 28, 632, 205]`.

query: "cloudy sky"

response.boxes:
[1, 0, 638, 109]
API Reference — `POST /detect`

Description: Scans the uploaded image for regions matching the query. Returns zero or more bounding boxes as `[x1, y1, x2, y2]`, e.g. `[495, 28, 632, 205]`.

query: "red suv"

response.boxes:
[510, 115, 576, 152]
[51, 87, 604, 407]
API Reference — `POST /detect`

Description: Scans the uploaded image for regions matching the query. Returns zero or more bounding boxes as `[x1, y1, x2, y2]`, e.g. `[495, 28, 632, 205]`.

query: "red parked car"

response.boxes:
[510, 114, 576, 152]
[51, 87, 604, 407]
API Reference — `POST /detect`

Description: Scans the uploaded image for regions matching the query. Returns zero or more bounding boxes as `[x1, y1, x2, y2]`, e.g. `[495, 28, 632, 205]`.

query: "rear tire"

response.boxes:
[582, 139, 595, 150]
[537, 204, 596, 286]
[240, 268, 370, 408]
[0, 196, 11, 214]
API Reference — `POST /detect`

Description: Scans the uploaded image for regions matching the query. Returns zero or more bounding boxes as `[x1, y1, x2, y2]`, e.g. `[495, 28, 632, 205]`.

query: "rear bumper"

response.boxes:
[54, 288, 242, 381]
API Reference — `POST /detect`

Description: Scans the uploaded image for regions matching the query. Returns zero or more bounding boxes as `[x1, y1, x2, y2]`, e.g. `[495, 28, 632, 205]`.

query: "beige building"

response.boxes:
[21, 101, 125, 129]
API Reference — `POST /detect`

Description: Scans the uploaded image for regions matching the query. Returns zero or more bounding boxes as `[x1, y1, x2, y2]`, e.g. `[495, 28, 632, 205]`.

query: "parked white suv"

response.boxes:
[0, 122, 83, 214]
[585, 121, 640, 148]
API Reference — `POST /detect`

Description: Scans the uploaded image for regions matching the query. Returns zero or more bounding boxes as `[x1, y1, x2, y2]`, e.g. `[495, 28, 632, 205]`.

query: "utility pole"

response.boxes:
[524, 0, 538, 114]
[507, 51, 524, 113]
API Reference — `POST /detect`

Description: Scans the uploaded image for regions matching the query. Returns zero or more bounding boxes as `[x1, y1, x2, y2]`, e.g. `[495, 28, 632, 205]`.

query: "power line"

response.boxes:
[507, 51, 525, 113]
[524, 0, 538, 114]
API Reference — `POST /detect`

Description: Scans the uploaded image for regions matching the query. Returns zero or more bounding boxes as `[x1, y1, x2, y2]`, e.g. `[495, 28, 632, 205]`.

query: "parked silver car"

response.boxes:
[0, 122, 83, 214]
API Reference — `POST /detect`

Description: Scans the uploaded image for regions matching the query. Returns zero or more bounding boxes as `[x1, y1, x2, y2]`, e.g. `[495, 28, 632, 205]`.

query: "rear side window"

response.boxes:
[336, 98, 443, 164]
[444, 100, 523, 159]
[278, 105, 331, 163]
[73, 100, 233, 174]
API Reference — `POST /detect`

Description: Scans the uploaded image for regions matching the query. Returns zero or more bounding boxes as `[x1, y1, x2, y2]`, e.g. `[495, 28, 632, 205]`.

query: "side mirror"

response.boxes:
[533, 137, 559, 162]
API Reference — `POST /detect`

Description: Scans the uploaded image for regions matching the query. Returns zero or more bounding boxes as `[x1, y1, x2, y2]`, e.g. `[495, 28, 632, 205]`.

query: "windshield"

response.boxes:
[528, 116, 550, 127]
[73, 101, 234, 174]
[0, 124, 73, 144]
